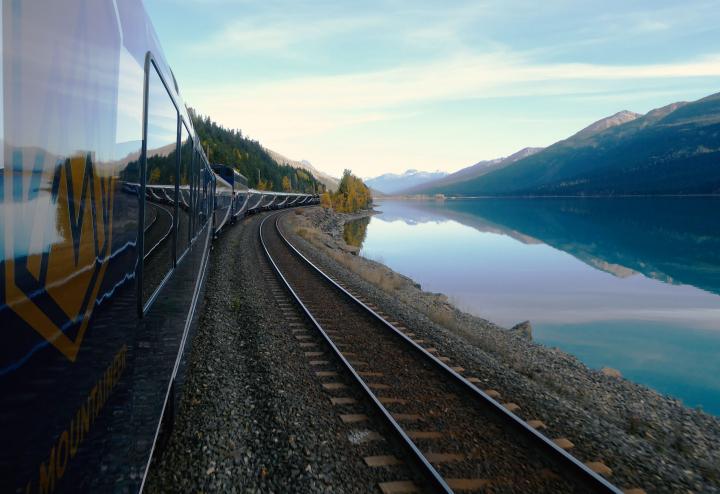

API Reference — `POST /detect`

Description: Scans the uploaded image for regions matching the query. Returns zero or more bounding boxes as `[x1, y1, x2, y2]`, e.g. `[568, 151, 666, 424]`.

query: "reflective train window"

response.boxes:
[178, 123, 192, 259]
[195, 151, 202, 228]
[143, 66, 179, 306]
[198, 153, 208, 228]
[190, 149, 199, 238]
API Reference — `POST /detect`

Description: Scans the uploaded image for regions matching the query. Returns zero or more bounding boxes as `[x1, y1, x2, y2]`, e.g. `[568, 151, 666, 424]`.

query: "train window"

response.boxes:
[178, 123, 192, 259]
[142, 65, 178, 306]
[196, 150, 206, 229]
[190, 149, 198, 239]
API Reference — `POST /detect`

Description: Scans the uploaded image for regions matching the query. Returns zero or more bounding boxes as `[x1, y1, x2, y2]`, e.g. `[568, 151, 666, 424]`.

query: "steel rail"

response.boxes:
[143, 202, 174, 261]
[260, 212, 453, 493]
[264, 210, 623, 494]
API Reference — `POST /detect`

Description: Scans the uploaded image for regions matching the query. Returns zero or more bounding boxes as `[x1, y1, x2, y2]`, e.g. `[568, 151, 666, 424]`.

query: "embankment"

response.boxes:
[285, 206, 720, 493]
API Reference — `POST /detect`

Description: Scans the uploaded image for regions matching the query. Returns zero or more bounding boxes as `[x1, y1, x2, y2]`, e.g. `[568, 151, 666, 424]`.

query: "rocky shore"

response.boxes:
[286, 206, 720, 493]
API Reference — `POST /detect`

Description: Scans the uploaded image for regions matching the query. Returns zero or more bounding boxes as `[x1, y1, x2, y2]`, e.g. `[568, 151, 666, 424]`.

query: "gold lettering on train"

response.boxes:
[32, 345, 127, 494]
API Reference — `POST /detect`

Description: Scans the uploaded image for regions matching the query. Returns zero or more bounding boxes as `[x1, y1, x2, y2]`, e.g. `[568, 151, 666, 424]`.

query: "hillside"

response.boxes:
[402, 147, 542, 194]
[189, 109, 325, 193]
[264, 148, 340, 191]
[365, 169, 448, 194]
[431, 92, 720, 196]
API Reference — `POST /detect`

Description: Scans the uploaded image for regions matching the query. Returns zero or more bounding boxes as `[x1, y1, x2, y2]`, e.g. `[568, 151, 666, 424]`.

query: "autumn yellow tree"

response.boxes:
[328, 169, 371, 213]
[320, 191, 332, 208]
[281, 175, 292, 192]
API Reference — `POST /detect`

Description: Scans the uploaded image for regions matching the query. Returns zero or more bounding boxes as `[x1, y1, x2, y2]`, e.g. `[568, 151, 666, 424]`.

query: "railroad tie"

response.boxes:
[502, 402, 521, 413]
[308, 360, 329, 366]
[363, 455, 403, 467]
[357, 371, 384, 377]
[322, 382, 346, 390]
[339, 414, 368, 423]
[330, 397, 356, 405]
[552, 438, 575, 450]
[304, 351, 323, 357]
[585, 461, 613, 477]
[378, 481, 418, 494]
[484, 389, 501, 399]
[527, 419, 546, 430]
[378, 397, 407, 405]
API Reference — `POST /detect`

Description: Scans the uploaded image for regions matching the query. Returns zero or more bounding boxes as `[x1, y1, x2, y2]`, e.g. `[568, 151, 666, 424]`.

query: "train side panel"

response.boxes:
[0, 2, 212, 492]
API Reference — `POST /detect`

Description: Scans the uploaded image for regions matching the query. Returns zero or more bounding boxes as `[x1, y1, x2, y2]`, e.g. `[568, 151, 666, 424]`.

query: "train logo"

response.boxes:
[4, 153, 114, 362]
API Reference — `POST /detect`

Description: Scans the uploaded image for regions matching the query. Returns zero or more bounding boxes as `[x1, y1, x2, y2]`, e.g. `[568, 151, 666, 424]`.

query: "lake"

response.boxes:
[347, 198, 720, 415]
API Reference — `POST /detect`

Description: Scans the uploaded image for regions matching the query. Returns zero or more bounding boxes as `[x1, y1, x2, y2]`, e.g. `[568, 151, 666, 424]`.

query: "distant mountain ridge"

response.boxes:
[365, 169, 448, 194]
[423, 91, 720, 196]
[265, 148, 340, 191]
[401, 147, 543, 195]
[570, 110, 641, 140]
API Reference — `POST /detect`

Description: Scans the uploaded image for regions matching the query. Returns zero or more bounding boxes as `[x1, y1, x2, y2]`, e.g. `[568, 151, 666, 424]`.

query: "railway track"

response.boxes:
[260, 211, 623, 493]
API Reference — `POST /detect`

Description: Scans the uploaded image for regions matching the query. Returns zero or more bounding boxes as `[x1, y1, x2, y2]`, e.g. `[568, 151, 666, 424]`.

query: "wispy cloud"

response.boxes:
[149, 0, 720, 175]
[189, 15, 383, 55]
[193, 51, 720, 130]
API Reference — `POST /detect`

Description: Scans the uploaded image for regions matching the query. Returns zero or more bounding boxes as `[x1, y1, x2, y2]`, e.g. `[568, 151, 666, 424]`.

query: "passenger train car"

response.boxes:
[0, 2, 318, 493]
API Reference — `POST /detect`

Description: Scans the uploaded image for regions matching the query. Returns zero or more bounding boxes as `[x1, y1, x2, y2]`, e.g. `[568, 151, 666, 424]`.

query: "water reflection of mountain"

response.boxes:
[375, 198, 720, 295]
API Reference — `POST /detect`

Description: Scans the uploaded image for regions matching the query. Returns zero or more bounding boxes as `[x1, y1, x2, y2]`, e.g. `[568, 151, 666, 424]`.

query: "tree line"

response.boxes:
[320, 170, 372, 213]
[189, 108, 325, 193]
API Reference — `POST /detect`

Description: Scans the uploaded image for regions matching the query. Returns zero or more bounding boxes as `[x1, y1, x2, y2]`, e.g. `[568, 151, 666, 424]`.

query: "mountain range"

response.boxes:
[365, 169, 448, 194]
[265, 148, 340, 191]
[401, 147, 543, 195]
[397, 91, 720, 196]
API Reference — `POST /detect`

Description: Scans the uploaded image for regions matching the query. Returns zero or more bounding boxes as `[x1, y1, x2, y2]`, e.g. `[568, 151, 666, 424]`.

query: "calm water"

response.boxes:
[348, 198, 720, 415]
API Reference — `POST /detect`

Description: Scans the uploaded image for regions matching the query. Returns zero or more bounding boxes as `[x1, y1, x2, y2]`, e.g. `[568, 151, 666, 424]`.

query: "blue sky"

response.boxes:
[145, 0, 720, 178]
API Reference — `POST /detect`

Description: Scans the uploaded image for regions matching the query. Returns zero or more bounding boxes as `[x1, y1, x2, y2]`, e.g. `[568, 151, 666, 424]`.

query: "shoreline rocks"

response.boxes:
[286, 205, 720, 494]
[510, 320, 533, 340]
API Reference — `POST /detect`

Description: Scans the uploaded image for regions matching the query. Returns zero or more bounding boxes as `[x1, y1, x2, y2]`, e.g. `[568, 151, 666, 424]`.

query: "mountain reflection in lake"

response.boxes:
[349, 198, 720, 415]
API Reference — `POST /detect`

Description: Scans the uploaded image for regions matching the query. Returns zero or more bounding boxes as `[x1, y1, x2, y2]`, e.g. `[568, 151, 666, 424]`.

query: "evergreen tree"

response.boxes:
[188, 108, 326, 193]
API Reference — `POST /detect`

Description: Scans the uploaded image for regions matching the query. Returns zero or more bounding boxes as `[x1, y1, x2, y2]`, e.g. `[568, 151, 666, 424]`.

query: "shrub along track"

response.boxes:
[261, 210, 624, 494]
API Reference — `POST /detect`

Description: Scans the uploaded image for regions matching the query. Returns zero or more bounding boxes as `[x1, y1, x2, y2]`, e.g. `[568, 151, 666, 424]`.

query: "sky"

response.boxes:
[144, 0, 720, 178]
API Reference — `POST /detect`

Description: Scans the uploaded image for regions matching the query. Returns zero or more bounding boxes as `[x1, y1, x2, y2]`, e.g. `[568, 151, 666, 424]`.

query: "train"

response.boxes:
[0, 2, 318, 493]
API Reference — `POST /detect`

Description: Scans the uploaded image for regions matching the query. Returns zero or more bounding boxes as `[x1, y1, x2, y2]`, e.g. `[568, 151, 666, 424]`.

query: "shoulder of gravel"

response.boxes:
[285, 206, 720, 491]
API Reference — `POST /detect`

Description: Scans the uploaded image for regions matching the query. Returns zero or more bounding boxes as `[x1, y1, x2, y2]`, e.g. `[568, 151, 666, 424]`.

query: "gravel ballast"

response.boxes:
[285, 206, 720, 494]
[145, 211, 423, 493]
